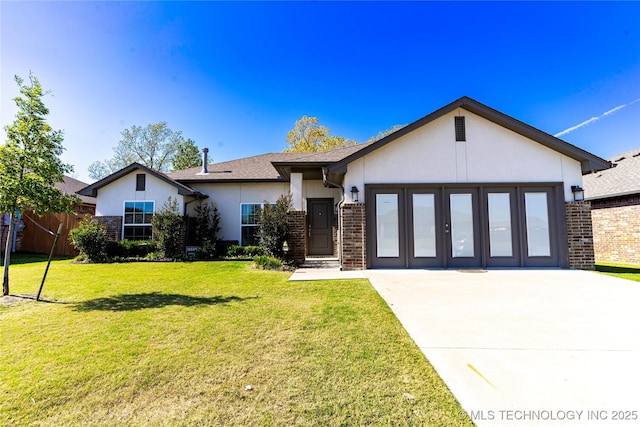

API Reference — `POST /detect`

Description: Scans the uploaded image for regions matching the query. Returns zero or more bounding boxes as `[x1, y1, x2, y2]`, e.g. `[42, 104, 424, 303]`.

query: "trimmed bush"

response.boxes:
[68, 218, 107, 262]
[106, 240, 158, 258]
[253, 255, 283, 270]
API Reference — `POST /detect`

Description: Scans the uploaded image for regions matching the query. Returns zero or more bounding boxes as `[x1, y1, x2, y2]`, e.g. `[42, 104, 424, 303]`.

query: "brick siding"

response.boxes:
[92, 216, 122, 241]
[286, 210, 306, 266]
[565, 201, 595, 270]
[590, 195, 640, 265]
[340, 203, 366, 270]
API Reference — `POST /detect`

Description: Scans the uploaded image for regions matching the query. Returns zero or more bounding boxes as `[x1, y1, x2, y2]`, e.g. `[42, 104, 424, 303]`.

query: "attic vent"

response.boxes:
[455, 116, 466, 141]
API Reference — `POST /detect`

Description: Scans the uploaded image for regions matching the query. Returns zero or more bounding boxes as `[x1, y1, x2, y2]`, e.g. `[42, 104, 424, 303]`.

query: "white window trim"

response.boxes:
[122, 200, 155, 240]
[240, 202, 275, 246]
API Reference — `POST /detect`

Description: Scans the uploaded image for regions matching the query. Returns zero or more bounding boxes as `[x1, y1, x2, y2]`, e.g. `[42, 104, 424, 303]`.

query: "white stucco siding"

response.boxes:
[344, 110, 583, 202]
[302, 180, 340, 210]
[95, 171, 185, 216]
[189, 182, 289, 243]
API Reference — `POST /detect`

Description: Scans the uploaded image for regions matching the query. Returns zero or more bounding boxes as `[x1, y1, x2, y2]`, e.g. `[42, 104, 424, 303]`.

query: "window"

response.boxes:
[123, 201, 154, 240]
[136, 174, 146, 191]
[240, 203, 275, 246]
[455, 116, 466, 141]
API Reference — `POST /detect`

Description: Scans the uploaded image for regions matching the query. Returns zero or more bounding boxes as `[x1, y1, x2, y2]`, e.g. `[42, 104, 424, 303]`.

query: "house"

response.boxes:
[78, 97, 611, 270]
[18, 176, 97, 256]
[583, 149, 640, 265]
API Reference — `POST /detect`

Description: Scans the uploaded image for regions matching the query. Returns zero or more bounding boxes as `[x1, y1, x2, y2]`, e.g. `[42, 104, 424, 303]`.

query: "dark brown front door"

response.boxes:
[308, 199, 334, 256]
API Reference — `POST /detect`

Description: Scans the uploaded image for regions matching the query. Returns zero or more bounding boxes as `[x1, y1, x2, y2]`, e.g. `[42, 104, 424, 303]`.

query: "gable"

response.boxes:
[328, 97, 610, 177]
[347, 109, 584, 183]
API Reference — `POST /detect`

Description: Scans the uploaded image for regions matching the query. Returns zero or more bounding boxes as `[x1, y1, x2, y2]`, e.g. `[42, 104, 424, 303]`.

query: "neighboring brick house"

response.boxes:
[79, 97, 611, 270]
[583, 149, 640, 265]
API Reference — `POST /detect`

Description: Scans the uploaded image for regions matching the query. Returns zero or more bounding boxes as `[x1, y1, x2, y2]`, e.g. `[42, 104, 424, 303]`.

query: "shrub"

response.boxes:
[253, 255, 283, 270]
[152, 198, 185, 260]
[225, 244, 245, 258]
[68, 218, 107, 262]
[258, 193, 292, 257]
[243, 245, 264, 257]
[106, 240, 158, 258]
[195, 240, 218, 260]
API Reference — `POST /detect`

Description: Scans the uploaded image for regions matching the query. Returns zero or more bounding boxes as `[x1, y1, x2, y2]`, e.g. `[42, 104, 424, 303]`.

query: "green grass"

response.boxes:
[596, 262, 640, 283]
[1, 254, 471, 426]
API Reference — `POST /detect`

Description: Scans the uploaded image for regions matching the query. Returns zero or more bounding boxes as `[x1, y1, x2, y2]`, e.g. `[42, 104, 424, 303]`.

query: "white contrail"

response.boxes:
[554, 98, 640, 138]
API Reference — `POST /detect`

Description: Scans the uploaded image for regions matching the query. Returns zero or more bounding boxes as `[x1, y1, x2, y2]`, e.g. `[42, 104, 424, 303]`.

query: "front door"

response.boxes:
[308, 199, 334, 256]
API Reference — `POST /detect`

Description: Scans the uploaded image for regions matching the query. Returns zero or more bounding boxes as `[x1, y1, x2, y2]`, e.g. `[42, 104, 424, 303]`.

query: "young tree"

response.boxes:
[172, 139, 203, 171]
[258, 193, 292, 258]
[1, 74, 78, 295]
[88, 122, 186, 180]
[151, 197, 184, 260]
[284, 116, 356, 152]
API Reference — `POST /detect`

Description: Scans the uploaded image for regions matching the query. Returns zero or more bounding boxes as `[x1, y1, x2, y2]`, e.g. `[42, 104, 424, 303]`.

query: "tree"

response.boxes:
[88, 122, 188, 180]
[172, 139, 203, 171]
[151, 197, 184, 260]
[284, 116, 356, 153]
[258, 193, 292, 258]
[1, 73, 78, 295]
[367, 124, 407, 142]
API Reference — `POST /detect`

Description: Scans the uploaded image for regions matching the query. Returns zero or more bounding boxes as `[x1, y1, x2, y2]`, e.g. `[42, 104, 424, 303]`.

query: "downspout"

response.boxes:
[322, 167, 345, 270]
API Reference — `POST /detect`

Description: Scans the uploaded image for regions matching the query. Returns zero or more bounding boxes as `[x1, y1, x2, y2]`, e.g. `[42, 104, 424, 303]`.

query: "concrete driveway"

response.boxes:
[365, 269, 640, 426]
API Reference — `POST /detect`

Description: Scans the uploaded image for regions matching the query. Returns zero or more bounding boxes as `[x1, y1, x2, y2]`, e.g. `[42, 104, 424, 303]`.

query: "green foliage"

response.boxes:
[367, 124, 408, 142]
[172, 138, 203, 171]
[253, 255, 284, 270]
[258, 193, 292, 258]
[151, 198, 184, 260]
[283, 116, 356, 152]
[68, 218, 108, 262]
[225, 244, 264, 258]
[88, 122, 187, 180]
[193, 200, 222, 259]
[1, 73, 79, 294]
[105, 240, 158, 259]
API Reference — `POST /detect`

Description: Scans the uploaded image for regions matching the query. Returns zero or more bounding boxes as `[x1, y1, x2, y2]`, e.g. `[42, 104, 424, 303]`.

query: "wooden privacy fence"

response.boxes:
[19, 212, 88, 257]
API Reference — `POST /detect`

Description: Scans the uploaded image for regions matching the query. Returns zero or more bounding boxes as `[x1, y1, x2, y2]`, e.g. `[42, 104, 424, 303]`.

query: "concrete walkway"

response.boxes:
[289, 268, 640, 426]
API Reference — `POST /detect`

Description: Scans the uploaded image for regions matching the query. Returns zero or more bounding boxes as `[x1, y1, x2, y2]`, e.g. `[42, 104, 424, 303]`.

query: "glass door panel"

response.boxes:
[412, 194, 436, 257]
[450, 194, 474, 258]
[524, 192, 551, 257]
[376, 193, 400, 257]
[445, 189, 481, 268]
[487, 193, 513, 257]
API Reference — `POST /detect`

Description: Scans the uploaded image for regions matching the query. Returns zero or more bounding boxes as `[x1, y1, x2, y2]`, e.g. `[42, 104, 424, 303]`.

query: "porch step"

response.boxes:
[300, 258, 341, 269]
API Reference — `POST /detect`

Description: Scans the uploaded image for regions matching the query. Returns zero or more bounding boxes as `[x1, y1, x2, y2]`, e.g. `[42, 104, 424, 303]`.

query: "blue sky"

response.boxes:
[2, 1, 639, 183]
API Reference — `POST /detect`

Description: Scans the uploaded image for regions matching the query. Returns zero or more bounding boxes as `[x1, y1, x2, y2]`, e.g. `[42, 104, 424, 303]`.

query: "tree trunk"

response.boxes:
[3, 212, 14, 296]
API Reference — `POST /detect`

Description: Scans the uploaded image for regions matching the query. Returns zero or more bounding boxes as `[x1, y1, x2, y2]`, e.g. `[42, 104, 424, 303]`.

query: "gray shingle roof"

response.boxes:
[167, 143, 373, 182]
[583, 148, 640, 200]
[57, 176, 96, 205]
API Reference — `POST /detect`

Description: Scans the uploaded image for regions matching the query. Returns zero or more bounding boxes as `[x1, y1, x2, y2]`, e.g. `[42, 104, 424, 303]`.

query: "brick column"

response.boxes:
[286, 210, 306, 266]
[92, 216, 123, 241]
[341, 203, 366, 270]
[565, 201, 595, 270]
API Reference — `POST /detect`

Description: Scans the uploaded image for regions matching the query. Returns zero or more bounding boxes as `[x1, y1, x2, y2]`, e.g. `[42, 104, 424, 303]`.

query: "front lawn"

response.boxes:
[1, 255, 471, 426]
[596, 262, 640, 283]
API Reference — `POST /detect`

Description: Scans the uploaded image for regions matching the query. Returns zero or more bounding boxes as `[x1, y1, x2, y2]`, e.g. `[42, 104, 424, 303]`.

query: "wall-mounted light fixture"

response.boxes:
[571, 185, 585, 202]
[350, 186, 360, 202]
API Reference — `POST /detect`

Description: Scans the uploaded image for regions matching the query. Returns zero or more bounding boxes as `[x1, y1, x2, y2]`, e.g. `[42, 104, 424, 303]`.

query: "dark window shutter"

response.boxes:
[136, 174, 146, 191]
[455, 116, 466, 141]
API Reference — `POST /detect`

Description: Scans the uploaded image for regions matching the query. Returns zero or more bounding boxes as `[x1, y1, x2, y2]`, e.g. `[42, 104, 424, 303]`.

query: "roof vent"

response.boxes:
[455, 116, 466, 141]
[615, 156, 626, 163]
